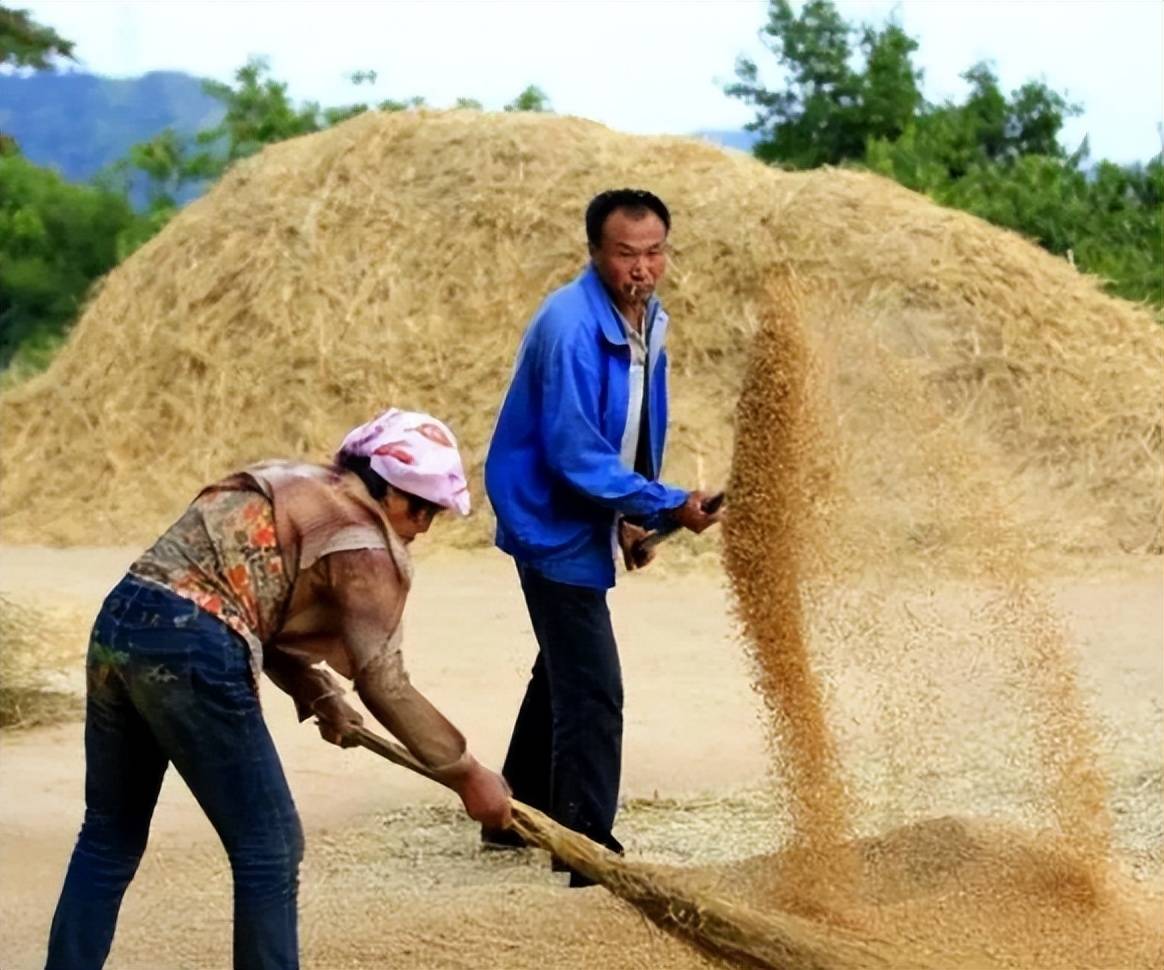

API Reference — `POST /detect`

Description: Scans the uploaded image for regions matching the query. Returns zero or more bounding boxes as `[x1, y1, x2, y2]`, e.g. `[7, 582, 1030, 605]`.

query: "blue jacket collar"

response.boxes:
[580, 263, 664, 350]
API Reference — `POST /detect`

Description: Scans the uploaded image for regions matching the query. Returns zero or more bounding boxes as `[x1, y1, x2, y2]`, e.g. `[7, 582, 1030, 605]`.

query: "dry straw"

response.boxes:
[0, 594, 85, 727]
[0, 110, 1158, 563]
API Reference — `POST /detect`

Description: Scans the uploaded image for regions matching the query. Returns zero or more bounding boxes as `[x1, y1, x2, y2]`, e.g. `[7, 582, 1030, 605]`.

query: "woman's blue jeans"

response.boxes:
[45, 575, 304, 970]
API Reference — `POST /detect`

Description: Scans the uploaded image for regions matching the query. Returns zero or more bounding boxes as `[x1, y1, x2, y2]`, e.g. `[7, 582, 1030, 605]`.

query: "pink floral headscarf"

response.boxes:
[338, 409, 471, 516]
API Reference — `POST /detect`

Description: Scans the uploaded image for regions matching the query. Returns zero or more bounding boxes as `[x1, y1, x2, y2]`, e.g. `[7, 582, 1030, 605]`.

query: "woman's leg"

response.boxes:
[129, 600, 303, 970]
[45, 587, 169, 970]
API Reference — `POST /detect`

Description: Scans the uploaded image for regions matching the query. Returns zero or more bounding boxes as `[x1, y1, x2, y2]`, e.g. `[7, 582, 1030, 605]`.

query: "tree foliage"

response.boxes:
[727, 0, 922, 168]
[198, 58, 326, 169]
[504, 84, 552, 113]
[113, 58, 429, 221]
[0, 5, 74, 70]
[728, 0, 1162, 305]
[0, 152, 135, 367]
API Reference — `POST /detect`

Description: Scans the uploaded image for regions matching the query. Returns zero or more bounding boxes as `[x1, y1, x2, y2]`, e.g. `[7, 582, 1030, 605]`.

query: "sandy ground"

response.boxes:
[0, 545, 1161, 968]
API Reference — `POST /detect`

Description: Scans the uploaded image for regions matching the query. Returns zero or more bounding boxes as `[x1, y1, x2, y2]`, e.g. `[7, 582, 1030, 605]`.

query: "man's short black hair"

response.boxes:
[585, 189, 671, 248]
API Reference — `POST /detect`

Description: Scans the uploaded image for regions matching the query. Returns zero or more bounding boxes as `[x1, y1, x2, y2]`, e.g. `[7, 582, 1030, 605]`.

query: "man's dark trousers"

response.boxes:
[499, 562, 624, 883]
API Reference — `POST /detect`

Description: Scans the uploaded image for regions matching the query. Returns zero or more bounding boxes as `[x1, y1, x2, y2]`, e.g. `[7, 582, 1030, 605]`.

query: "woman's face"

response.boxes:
[382, 491, 438, 544]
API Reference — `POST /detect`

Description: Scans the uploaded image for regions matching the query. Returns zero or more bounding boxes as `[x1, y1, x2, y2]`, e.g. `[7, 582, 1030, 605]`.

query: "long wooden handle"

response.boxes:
[350, 725, 582, 861]
[350, 724, 446, 785]
[349, 725, 550, 843]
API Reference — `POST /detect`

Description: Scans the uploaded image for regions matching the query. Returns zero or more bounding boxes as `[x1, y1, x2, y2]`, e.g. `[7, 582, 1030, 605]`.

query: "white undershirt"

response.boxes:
[613, 307, 648, 564]
[617, 309, 648, 470]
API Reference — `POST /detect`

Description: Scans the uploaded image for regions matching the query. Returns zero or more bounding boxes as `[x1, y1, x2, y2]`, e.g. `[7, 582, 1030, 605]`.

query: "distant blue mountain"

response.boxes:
[694, 128, 762, 153]
[0, 70, 222, 184]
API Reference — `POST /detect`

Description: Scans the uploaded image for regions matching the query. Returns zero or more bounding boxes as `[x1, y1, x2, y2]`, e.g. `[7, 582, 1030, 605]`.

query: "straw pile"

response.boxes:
[0, 594, 85, 728]
[0, 110, 1159, 560]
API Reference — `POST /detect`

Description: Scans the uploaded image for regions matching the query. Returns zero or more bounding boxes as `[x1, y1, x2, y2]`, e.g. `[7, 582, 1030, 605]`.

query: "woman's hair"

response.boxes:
[337, 452, 444, 517]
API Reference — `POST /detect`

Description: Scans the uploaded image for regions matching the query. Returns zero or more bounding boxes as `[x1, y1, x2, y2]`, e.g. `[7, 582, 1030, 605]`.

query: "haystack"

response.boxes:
[0, 110, 1158, 560]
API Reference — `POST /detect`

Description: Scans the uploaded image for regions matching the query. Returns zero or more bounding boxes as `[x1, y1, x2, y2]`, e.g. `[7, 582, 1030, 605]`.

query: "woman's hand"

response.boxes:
[312, 693, 365, 748]
[454, 758, 513, 830]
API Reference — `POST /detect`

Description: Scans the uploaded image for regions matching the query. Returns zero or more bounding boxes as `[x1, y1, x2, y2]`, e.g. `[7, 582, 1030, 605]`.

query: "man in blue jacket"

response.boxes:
[484, 188, 721, 885]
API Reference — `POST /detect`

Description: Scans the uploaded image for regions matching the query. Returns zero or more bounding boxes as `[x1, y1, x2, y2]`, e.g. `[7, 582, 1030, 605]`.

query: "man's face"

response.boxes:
[590, 208, 668, 308]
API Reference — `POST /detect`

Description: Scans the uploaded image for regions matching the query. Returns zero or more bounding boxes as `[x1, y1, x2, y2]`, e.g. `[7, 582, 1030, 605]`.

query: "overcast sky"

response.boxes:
[22, 0, 1164, 163]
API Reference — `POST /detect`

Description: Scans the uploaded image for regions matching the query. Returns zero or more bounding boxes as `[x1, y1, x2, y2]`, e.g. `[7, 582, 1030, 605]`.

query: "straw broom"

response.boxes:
[351, 725, 899, 970]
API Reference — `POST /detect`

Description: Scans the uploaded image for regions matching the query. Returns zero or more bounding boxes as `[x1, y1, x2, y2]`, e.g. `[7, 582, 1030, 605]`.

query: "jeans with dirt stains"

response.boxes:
[45, 574, 303, 970]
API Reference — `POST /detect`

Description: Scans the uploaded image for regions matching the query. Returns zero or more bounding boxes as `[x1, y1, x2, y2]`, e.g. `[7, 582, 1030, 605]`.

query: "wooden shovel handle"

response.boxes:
[350, 724, 539, 839]
[350, 724, 446, 786]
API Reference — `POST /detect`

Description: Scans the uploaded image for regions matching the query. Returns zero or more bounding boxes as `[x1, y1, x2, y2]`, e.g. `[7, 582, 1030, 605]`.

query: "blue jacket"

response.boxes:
[485, 264, 688, 589]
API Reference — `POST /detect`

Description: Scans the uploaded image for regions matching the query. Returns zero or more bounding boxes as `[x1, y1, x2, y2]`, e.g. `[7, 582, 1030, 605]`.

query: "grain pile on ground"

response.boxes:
[0, 110, 1159, 561]
[360, 723, 896, 969]
[679, 816, 1164, 969]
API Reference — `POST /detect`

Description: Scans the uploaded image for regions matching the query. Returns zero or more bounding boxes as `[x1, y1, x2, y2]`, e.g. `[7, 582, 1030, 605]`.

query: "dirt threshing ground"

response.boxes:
[0, 544, 1161, 969]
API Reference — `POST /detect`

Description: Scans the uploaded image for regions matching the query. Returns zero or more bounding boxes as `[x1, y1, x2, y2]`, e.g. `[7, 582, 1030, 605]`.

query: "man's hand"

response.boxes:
[454, 759, 513, 830]
[672, 490, 724, 534]
[618, 519, 657, 571]
[312, 693, 365, 748]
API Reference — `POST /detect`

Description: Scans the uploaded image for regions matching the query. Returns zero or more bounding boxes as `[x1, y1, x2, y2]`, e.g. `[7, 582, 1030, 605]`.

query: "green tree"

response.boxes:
[195, 57, 327, 174]
[934, 154, 1163, 304]
[116, 57, 416, 211]
[504, 84, 551, 113]
[190, 58, 425, 165]
[374, 94, 426, 114]
[122, 127, 189, 208]
[0, 153, 136, 367]
[865, 63, 1082, 192]
[729, 0, 1161, 306]
[0, 5, 74, 70]
[726, 0, 921, 167]
[110, 57, 386, 258]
